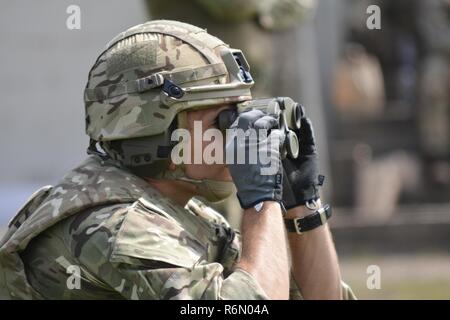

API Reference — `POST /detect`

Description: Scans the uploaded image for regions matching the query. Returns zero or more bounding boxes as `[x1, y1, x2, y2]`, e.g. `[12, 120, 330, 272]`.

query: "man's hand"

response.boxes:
[282, 106, 322, 210]
[226, 109, 285, 209]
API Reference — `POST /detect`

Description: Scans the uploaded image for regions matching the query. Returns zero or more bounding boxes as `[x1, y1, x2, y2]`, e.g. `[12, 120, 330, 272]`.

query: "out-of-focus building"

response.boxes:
[329, 0, 449, 222]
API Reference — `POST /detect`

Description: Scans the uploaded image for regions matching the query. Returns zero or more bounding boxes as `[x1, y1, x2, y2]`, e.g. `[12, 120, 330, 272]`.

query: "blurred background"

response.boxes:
[0, 0, 449, 299]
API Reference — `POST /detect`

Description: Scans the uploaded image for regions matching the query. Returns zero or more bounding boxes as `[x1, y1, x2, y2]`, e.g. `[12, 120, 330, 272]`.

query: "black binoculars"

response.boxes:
[217, 97, 304, 159]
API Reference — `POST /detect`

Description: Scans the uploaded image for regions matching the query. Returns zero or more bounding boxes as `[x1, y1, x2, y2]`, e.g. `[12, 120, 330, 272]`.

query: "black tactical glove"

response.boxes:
[282, 107, 324, 209]
[226, 109, 285, 209]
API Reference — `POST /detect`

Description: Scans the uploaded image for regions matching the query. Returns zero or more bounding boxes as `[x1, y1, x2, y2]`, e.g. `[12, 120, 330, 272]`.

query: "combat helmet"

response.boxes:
[84, 20, 254, 176]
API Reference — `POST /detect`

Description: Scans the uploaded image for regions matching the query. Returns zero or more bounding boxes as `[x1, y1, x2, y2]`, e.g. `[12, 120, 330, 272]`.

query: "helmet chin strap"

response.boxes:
[156, 164, 236, 203]
[154, 110, 236, 203]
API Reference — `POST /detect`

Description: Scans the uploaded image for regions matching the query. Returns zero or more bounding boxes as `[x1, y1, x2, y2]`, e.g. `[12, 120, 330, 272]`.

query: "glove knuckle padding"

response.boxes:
[253, 115, 278, 130]
[235, 109, 265, 129]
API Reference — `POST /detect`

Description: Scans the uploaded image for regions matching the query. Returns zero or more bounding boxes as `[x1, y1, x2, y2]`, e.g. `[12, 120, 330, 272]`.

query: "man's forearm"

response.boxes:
[286, 202, 342, 299]
[236, 201, 290, 300]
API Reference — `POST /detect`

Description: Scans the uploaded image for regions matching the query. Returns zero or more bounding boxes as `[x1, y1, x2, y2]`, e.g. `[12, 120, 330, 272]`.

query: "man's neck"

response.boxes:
[146, 178, 197, 207]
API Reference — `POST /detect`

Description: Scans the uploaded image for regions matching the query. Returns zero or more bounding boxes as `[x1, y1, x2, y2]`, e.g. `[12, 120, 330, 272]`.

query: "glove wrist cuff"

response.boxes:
[237, 194, 284, 212]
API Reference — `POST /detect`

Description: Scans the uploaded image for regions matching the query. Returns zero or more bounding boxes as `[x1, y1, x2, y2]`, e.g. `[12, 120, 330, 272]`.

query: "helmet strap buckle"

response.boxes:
[136, 73, 164, 93]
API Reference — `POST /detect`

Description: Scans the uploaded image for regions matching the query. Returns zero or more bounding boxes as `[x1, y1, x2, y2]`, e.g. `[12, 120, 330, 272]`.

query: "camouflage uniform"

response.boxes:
[0, 155, 355, 299]
[0, 155, 267, 299]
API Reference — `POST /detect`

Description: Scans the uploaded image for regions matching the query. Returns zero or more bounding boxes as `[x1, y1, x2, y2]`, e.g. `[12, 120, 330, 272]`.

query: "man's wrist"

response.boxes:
[284, 202, 332, 234]
[237, 192, 283, 211]
[284, 198, 322, 219]
[243, 200, 282, 215]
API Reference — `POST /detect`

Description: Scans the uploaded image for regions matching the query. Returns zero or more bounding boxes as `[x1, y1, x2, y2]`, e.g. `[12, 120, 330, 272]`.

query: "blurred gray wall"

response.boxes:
[0, 0, 148, 223]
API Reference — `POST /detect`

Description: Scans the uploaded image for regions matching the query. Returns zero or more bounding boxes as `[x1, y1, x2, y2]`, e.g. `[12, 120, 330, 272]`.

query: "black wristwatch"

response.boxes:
[284, 204, 332, 234]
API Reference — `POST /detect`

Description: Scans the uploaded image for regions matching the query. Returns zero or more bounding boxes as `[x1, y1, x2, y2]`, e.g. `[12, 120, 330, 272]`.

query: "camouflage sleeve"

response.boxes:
[68, 200, 268, 300]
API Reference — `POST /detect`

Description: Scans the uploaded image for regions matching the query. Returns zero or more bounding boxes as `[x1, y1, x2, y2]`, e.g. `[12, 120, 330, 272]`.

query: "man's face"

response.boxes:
[181, 105, 233, 181]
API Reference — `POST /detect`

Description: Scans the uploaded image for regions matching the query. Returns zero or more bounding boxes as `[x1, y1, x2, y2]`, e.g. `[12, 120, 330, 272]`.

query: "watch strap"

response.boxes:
[284, 204, 332, 234]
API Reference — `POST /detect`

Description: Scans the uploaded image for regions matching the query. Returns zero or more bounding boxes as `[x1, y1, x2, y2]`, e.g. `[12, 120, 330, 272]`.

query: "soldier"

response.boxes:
[146, 0, 330, 229]
[0, 20, 354, 300]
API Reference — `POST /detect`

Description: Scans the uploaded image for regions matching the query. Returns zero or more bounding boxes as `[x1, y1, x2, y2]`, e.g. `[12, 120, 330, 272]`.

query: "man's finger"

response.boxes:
[254, 115, 279, 130]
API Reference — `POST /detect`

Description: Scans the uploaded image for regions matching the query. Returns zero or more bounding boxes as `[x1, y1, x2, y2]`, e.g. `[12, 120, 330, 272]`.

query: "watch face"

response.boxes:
[254, 202, 264, 212]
